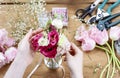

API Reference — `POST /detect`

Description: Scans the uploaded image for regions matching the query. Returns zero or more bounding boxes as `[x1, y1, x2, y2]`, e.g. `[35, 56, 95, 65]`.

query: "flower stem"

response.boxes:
[96, 45, 111, 54]
[115, 58, 120, 70]
[106, 42, 113, 54]
[110, 57, 115, 78]
[100, 57, 112, 78]
[106, 52, 111, 78]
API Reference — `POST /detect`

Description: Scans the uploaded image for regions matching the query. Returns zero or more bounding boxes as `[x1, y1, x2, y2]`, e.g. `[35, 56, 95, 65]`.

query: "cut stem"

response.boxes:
[96, 45, 111, 54]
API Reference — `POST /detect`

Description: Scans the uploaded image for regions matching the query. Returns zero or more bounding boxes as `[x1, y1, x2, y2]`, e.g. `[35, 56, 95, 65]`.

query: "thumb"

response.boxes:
[24, 29, 33, 40]
[71, 42, 80, 54]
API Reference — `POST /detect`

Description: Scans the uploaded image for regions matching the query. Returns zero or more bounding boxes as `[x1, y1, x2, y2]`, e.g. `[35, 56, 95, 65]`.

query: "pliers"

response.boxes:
[75, 0, 101, 23]
[97, 13, 120, 31]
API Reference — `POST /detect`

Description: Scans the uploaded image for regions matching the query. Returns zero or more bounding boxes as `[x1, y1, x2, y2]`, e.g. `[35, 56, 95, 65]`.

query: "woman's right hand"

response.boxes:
[66, 43, 83, 78]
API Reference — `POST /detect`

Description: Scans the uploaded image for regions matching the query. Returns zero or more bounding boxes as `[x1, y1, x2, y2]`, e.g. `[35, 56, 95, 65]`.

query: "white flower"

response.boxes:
[57, 34, 71, 55]
[52, 19, 63, 29]
[109, 26, 120, 41]
[38, 36, 49, 46]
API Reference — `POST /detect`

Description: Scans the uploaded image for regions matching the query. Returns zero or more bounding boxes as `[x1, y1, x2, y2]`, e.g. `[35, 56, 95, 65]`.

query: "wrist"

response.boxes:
[14, 54, 29, 67]
[71, 72, 83, 78]
[71, 70, 83, 78]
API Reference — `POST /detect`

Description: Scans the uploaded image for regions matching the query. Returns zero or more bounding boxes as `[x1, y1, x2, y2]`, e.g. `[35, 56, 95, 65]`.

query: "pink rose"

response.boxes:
[30, 33, 43, 51]
[75, 25, 96, 51]
[39, 44, 57, 58]
[0, 29, 8, 46]
[39, 30, 59, 58]
[48, 30, 59, 46]
[81, 37, 96, 51]
[109, 26, 120, 41]
[0, 46, 6, 53]
[75, 25, 86, 41]
[89, 26, 108, 45]
[5, 38, 15, 47]
[0, 53, 6, 68]
[5, 47, 17, 63]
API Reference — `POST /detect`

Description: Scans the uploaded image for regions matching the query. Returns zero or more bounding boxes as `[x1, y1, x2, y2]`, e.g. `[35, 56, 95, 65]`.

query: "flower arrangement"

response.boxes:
[75, 24, 120, 78]
[0, 29, 17, 68]
[30, 18, 71, 58]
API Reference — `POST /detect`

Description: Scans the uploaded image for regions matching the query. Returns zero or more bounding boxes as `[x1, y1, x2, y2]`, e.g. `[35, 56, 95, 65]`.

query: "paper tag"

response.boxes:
[52, 8, 68, 26]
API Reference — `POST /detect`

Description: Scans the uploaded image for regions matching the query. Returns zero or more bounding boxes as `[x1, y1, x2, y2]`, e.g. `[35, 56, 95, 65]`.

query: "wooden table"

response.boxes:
[0, 0, 120, 78]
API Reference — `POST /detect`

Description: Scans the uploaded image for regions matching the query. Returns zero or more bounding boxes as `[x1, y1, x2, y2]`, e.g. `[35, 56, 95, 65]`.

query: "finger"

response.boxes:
[24, 29, 33, 40]
[64, 56, 67, 61]
[30, 28, 43, 39]
[71, 42, 81, 54]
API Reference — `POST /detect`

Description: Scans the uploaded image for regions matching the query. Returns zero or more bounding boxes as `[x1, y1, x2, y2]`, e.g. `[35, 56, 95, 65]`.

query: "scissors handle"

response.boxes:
[107, 20, 120, 28]
[98, 0, 108, 9]
[104, 13, 120, 22]
[107, 0, 120, 14]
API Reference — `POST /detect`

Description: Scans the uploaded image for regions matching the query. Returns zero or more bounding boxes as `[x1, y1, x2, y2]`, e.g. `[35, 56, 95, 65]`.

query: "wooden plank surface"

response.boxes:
[0, 2, 120, 78]
[0, 0, 118, 4]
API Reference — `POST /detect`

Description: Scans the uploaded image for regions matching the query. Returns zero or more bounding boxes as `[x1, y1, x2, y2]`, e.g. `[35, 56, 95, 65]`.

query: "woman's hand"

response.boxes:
[4, 29, 43, 78]
[17, 28, 43, 65]
[66, 43, 83, 78]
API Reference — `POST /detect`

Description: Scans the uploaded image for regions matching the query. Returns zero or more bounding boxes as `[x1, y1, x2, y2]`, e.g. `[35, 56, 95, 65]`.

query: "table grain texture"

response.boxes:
[0, 0, 120, 78]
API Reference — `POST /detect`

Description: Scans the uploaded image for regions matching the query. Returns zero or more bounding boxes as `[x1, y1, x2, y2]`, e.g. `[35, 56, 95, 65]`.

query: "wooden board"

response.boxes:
[0, 0, 118, 4]
[0, 2, 120, 78]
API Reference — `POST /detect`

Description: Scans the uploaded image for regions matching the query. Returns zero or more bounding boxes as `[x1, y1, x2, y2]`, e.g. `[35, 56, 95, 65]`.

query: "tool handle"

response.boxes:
[98, 0, 108, 9]
[104, 13, 120, 22]
[107, 0, 120, 14]
[108, 20, 120, 28]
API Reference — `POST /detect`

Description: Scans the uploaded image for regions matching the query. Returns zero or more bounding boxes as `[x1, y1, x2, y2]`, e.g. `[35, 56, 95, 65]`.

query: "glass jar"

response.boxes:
[44, 54, 62, 69]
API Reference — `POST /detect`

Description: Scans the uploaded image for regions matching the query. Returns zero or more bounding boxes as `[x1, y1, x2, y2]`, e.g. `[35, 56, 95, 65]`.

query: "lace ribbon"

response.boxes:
[27, 57, 65, 78]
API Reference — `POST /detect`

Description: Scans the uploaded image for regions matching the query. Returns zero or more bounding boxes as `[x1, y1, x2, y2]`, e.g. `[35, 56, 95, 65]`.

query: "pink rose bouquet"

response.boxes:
[75, 25, 120, 78]
[0, 29, 17, 68]
[30, 19, 70, 58]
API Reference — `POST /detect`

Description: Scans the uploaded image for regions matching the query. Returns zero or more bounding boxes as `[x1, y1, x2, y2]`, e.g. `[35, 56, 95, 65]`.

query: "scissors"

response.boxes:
[88, 0, 120, 24]
[75, 0, 101, 23]
[97, 13, 120, 31]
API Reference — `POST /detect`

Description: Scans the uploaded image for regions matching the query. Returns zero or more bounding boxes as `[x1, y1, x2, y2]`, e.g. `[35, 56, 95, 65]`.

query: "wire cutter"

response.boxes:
[88, 0, 120, 24]
[75, 0, 101, 23]
[97, 13, 120, 31]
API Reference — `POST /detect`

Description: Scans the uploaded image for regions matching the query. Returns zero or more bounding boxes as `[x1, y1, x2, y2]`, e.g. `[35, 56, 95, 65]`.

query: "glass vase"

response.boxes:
[44, 54, 62, 69]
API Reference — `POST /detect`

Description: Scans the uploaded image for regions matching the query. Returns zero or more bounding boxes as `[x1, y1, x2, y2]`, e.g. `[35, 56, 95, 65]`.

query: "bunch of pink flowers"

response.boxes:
[31, 19, 70, 58]
[75, 25, 120, 78]
[0, 29, 17, 68]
